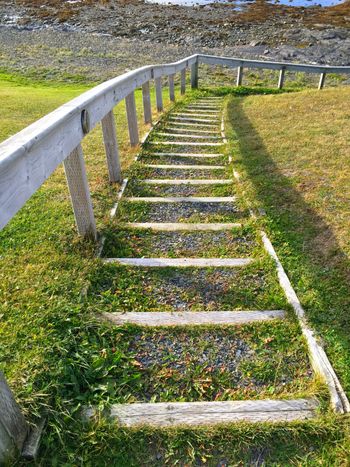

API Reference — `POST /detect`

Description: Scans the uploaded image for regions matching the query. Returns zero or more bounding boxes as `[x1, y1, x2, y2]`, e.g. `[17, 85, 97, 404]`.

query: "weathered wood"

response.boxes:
[156, 133, 221, 140]
[123, 222, 241, 231]
[101, 110, 122, 183]
[198, 53, 350, 74]
[180, 110, 219, 115]
[84, 399, 319, 426]
[0, 372, 29, 464]
[165, 127, 220, 134]
[125, 91, 139, 146]
[143, 179, 232, 185]
[237, 66, 243, 86]
[63, 144, 97, 239]
[191, 61, 199, 88]
[143, 164, 225, 169]
[169, 74, 175, 102]
[151, 141, 222, 146]
[261, 231, 350, 414]
[168, 121, 218, 128]
[21, 418, 46, 461]
[104, 258, 252, 267]
[141, 81, 152, 124]
[124, 196, 236, 203]
[102, 310, 286, 326]
[278, 68, 285, 89]
[318, 72, 326, 90]
[110, 178, 129, 217]
[170, 116, 218, 123]
[155, 77, 163, 112]
[180, 68, 186, 95]
[151, 152, 222, 158]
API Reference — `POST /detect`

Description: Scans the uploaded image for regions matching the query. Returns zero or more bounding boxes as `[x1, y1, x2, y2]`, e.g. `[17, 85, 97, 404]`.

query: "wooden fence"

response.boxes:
[1, 53, 350, 460]
[1, 54, 350, 242]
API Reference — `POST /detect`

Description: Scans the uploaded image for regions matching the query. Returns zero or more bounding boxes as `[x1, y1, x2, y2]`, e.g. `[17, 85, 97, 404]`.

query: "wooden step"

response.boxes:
[101, 310, 286, 326]
[156, 133, 221, 140]
[178, 111, 220, 116]
[142, 179, 232, 185]
[142, 164, 225, 170]
[103, 258, 252, 267]
[149, 152, 223, 158]
[124, 196, 236, 203]
[172, 114, 218, 122]
[167, 121, 219, 129]
[169, 117, 218, 124]
[122, 222, 242, 231]
[151, 141, 223, 147]
[164, 127, 220, 134]
[84, 399, 319, 426]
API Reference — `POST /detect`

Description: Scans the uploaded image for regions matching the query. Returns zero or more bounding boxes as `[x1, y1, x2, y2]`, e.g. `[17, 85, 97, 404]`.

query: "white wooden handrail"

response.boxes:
[1, 53, 349, 238]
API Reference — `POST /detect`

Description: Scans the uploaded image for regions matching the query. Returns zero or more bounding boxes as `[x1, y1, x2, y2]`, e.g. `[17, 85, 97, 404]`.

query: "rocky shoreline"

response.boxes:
[0, 0, 349, 83]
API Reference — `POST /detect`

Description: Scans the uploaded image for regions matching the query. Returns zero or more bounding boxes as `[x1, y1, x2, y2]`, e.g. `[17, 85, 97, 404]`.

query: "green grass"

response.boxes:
[1, 76, 350, 464]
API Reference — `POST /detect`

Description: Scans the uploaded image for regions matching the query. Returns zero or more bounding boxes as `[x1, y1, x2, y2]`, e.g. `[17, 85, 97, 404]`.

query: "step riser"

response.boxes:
[104, 258, 252, 267]
[142, 179, 232, 185]
[101, 310, 286, 326]
[124, 196, 236, 202]
[142, 165, 225, 170]
[122, 223, 242, 231]
[84, 399, 319, 427]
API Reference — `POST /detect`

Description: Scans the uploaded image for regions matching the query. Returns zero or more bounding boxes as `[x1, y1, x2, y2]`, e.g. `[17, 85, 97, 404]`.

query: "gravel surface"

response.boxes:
[124, 201, 244, 222]
[139, 168, 227, 178]
[129, 331, 253, 374]
[141, 268, 266, 310]
[104, 230, 255, 257]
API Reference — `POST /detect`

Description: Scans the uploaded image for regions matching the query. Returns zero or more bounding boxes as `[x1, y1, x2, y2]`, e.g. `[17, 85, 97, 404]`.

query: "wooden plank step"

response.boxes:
[124, 196, 236, 203]
[151, 142, 223, 147]
[156, 133, 221, 140]
[186, 105, 221, 109]
[101, 310, 286, 326]
[150, 152, 223, 158]
[164, 127, 220, 134]
[103, 258, 253, 267]
[84, 399, 319, 426]
[173, 114, 218, 122]
[167, 122, 219, 129]
[169, 117, 218, 124]
[142, 179, 232, 185]
[180, 111, 220, 116]
[142, 164, 225, 170]
[122, 222, 242, 231]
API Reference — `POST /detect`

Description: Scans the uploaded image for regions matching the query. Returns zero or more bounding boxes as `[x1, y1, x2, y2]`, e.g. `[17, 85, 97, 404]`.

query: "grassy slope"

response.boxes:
[0, 76, 349, 464]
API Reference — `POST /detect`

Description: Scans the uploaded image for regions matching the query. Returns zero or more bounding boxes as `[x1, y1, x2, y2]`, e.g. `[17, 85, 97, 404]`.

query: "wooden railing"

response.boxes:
[1, 54, 350, 241]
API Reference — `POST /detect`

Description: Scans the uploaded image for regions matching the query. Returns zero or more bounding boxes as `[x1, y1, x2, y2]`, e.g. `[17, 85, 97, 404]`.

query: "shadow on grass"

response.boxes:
[227, 97, 350, 395]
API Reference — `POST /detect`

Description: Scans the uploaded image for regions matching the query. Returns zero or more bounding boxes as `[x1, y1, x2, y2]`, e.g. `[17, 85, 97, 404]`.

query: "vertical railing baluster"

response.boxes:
[318, 72, 326, 90]
[237, 66, 243, 86]
[101, 110, 122, 183]
[142, 81, 152, 124]
[278, 68, 285, 89]
[125, 91, 139, 146]
[169, 74, 175, 102]
[63, 144, 97, 240]
[191, 62, 198, 89]
[181, 68, 186, 95]
[155, 77, 163, 112]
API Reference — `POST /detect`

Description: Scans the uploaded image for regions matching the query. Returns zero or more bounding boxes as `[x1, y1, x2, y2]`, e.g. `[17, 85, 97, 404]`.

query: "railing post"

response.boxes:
[181, 68, 186, 95]
[278, 68, 285, 90]
[125, 91, 139, 146]
[318, 72, 326, 90]
[142, 81, 152, 124]
[0, 372, 29, 464]
[63, 144, 97, 240]
[101, 110, 122, 183]
[155, 77, 163, 112]
[169, 74, 175, 102]
[237, 66, 243, 86]
[191, 62, 198, 89]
